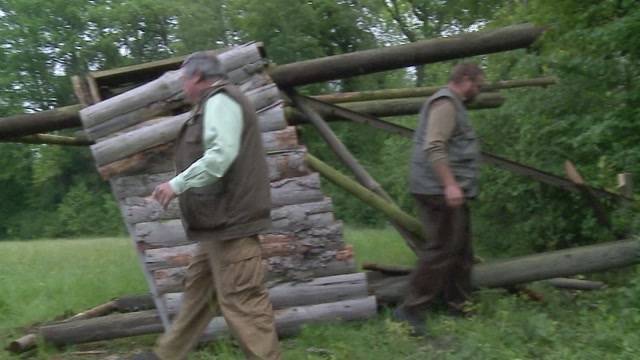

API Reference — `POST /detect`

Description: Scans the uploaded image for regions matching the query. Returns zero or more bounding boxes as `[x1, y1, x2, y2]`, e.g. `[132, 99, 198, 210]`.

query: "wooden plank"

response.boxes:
[71, 75, 94, 106]
[564, 160, 611, 228]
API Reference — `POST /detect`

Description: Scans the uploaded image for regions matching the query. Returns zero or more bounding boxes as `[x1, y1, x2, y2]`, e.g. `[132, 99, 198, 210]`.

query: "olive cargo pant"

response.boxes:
[154, 236, 281, 360]
[402, 194, 473, 312]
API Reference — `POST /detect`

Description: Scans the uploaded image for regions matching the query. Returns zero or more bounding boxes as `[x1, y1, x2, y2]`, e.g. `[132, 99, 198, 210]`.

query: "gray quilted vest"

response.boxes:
[409, 87, 480, 197]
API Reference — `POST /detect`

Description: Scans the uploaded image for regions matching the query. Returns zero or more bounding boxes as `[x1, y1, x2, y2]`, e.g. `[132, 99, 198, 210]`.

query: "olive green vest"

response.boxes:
[409, 88, 480, 197]
[175, 83, 272, 241]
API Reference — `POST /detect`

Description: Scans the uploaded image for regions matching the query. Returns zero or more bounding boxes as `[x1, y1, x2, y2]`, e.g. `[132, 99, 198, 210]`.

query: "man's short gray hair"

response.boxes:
[181, 51, 227, 79]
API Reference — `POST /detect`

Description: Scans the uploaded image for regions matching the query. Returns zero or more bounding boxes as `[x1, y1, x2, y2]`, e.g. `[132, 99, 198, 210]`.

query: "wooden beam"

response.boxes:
[0, 105, 83, 139]
[270, 24, 544, 87]
[313, 76, 557, 104]
[0, 133, 93, 146]
[305, 153, 424, 238]
[564, 160, 612, 228]
[290, 91, 425, 254]
[292, 101, 627, 203]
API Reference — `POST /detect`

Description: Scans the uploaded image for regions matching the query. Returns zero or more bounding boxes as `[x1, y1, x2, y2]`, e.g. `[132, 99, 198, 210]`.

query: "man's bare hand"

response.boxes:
[151, 182, 177, 209]
[444, 184, 464, 208]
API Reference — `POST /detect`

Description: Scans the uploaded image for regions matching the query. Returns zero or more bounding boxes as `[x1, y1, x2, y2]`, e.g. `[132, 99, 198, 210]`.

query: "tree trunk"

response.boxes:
[38, 297, 376, 346]
[305, 154, 424, 238]
[368, 239, 640, 305]
[270, 24, 544, 87]
[129, 198, 333, 241]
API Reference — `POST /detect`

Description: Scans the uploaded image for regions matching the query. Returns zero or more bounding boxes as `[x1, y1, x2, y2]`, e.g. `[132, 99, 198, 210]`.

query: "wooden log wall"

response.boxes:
[76, 43, 358, 330]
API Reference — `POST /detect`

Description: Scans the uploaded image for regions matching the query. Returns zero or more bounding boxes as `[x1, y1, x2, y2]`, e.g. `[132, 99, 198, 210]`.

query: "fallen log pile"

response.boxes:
[7, 274, 376, 352]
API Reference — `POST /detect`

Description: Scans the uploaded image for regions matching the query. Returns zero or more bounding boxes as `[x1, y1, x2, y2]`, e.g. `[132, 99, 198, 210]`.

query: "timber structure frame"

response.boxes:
[2, 23, 637, 352]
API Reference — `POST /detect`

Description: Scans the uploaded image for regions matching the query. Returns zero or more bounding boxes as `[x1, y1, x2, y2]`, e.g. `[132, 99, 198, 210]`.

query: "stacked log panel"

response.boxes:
[77, 43, 358, 330]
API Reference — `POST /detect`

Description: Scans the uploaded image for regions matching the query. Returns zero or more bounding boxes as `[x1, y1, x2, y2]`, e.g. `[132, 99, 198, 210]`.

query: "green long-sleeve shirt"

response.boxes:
[169, 93, 243, 195]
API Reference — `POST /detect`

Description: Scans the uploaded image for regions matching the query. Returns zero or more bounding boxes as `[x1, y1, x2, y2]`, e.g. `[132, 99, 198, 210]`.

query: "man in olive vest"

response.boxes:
[142, 52, 281, 359]
[394, 63, 484, 335]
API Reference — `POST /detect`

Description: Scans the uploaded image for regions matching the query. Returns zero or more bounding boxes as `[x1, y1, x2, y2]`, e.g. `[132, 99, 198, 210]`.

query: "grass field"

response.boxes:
[1, 228, 640, 359]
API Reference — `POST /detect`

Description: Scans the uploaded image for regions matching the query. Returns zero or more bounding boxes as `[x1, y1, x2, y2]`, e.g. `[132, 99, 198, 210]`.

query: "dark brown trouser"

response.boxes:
[154, 235, 281, 360]
[402, 194, 474, 312]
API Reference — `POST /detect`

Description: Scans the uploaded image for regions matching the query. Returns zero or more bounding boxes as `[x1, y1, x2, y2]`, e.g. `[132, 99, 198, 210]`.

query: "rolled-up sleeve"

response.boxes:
[423, 99, 456, 164]
[169, 93, 243, 194]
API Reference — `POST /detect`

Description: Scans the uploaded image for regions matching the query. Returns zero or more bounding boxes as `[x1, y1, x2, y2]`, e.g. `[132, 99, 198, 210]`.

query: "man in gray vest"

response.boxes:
[394, 63, 484, 335]
[139, 52, 281, 359]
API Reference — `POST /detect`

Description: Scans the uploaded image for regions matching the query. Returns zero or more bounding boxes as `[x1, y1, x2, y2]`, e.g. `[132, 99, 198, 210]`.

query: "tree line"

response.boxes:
[0, 0, 638, 255]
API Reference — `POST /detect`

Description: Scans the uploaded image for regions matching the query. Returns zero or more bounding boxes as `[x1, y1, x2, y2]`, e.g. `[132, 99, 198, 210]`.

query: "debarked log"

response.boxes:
[270, 23, 544, 87]
[93, 118, 297, 168]
[38, 297, 376, 346]
[0, 104, 83, 140]
[368, 239, 640, 306]
[285, 93, 504, 125]
[86, 72, 278, 141]
[97, 111, 291, 180]
[133, 199, 334, 248]
[80, 43, 265, 130]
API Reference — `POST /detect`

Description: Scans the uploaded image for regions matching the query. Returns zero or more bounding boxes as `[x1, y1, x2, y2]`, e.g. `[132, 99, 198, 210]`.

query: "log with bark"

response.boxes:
[79, 43, 265, 132]
[113, 172, 323, 212]
[164, 272, 368, 313]
[133, 199, 335, 248]
[37, 297, 376, 347]
[368, 239, 640, 305]
[154, 251, 354, 295]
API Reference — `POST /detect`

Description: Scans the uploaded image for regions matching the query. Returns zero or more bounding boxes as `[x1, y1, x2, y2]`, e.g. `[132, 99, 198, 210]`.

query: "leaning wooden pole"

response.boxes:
[271, 23, 544, 87]
[290, 92, 425, 253]
[305, 153, 424, 237]
[293, 101, 628, 203]
[369, 239, 640, 305]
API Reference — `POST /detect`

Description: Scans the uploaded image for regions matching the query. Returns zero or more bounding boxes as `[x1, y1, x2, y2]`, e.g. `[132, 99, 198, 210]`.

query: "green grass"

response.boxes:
[0, 237, 146, 331]
[2, 229, 640, 359]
